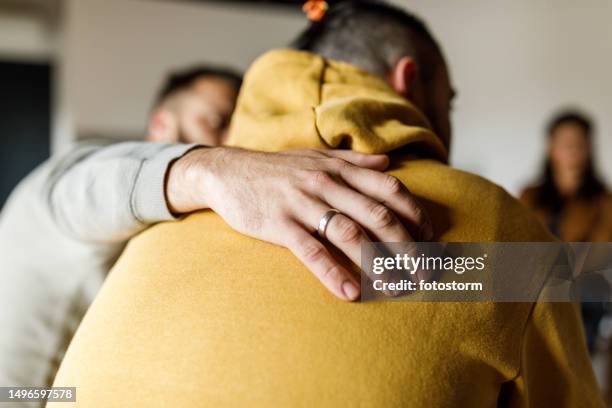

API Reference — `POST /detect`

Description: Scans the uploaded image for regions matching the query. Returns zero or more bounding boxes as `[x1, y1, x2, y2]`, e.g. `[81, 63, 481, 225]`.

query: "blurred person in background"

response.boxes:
[0, 59, 431, 400]
[520, 111, 612, 243]
[520, 110, 612, 352]
[147, 66, 240, 145]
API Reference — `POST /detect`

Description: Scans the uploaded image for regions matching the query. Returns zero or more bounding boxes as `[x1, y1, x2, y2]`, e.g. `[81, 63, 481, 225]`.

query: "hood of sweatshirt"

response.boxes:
[227, 49, 448, 162]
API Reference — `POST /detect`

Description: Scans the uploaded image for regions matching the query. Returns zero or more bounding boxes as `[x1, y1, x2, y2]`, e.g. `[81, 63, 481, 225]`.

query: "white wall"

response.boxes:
[59, 0, 305, 145]
[396, 0, 612, 194]
[60, 0, 612, 195]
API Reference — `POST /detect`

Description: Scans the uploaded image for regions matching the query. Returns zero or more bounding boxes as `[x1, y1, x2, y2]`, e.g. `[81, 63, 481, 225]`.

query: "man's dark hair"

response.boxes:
[154, 65, 242, 107]
[292, 0, 444, 80]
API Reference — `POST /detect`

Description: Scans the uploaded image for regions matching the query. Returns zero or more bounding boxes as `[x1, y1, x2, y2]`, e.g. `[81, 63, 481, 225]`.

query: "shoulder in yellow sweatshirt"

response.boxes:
[53, 50, 603, 407]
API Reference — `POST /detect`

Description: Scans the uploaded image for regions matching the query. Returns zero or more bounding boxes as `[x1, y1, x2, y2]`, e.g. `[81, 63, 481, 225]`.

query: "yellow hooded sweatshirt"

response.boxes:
[52, 50, 603, 407]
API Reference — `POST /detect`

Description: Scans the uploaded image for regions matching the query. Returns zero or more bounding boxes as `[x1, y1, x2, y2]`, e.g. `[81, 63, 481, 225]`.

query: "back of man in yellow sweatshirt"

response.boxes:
[53, 3, 603, 407]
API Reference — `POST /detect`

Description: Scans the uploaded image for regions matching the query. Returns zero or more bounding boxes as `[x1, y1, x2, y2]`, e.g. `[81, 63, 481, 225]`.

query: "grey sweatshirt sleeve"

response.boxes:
[45, 141, 199, 243]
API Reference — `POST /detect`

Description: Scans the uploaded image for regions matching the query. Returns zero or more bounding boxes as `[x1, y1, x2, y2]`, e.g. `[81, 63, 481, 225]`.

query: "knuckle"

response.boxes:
[307, 170, 333, 188]
[368, 203, 396, 229]
[411, 204, 426, 225]
[336, 218, 363, 244]
[328, 157, 348, 171]
[383, 175, 404, 195]
[299, 241, 326, 263]
[320, 264, 343, 281]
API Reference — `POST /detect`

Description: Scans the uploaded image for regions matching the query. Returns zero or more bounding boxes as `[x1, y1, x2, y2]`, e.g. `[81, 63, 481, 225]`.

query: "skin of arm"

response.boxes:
[47, 141, 432, 301]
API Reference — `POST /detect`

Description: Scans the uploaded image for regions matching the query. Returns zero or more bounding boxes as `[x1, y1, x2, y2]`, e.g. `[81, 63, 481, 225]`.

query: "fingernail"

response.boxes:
[380, 155, 390, 166]
[342, 281, 360, 301]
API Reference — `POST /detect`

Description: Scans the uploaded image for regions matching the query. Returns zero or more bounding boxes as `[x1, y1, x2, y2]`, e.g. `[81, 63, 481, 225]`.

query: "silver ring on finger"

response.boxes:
[317, 209, 341, 239]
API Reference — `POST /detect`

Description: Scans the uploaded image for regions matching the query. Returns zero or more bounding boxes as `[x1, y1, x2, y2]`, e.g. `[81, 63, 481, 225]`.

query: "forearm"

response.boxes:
[46, 141, 198, 243]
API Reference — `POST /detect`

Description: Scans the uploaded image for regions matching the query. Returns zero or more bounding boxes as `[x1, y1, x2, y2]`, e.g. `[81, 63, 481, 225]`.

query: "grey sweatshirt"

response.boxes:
[0, 141, 196, 397]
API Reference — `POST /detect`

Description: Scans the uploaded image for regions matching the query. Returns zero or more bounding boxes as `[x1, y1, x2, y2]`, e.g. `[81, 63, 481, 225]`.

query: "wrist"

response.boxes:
[166, 146, 220, 214]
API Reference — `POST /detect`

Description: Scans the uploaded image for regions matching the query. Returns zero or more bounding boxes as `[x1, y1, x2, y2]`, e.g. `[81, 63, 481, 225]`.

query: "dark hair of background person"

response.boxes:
[535, 110, 606, 211]
[292, 0, 443, 82]
[153, 65, 243, 108]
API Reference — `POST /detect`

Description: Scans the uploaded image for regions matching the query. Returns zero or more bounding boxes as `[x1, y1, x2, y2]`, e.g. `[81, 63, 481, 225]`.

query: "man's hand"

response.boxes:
[166, 147, 432, 301]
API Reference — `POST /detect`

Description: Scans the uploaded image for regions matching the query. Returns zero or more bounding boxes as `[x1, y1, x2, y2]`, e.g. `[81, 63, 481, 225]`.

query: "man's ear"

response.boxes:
[147, 109, 179, 142]
[388, 56, 418, 97]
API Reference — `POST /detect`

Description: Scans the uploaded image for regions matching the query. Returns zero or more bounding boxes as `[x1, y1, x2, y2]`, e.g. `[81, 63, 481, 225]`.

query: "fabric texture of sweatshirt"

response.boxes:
[0, 140, 194, 400]
[52, 50, 604, 407]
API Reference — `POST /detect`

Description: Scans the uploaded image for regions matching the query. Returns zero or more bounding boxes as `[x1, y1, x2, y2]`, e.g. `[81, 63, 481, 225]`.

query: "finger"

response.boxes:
[300, 200, 371, 269]
[319, 149, 389, 171]
[338, 166, 433, 241]
[319, 180, 414, 243]
[321, 211, 410, 297]
[286, 224, 361, 301]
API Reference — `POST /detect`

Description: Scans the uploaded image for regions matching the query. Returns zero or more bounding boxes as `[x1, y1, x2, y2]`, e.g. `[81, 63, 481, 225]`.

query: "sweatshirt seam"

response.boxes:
[128, 158, 147, 225]
[510, 242, 563, 384]
[509, 301, 538, 383]
[317, 56, 326, 104]
[312, 57, 330, 148]
[128, 144, 198, 224]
